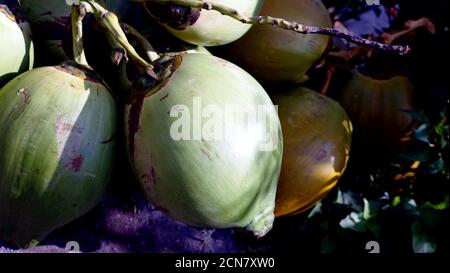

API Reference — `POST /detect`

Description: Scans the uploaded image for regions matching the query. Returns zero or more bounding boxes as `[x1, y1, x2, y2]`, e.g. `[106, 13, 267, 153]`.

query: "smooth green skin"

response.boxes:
[0, 66, 117, 248]
[226, 0, 332, 85]
[125, 53, 283, 236]
[0, 8, 34, 85]
[183, 45, 212, 55]
[163, 0, 264, 46]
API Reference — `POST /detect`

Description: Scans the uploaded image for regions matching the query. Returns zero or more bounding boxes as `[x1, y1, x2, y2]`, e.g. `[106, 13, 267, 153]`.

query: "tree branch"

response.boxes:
[134, 0, 411, 55]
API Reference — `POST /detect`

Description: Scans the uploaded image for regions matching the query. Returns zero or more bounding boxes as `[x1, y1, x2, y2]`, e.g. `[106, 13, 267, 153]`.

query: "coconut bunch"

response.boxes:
[0, 0, 411, 250]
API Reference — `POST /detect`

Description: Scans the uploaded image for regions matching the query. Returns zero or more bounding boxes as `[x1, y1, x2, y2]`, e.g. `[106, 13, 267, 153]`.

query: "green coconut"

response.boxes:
[146, 0, 264, 46]
[0, 5, 34, 85]
[226, 0, 332, 85]
[19, 0, 129, 65]
[0, 62, 117, 248]
[125, 53, 283, 237]
[19, 0, 72, 65]
[337, 71, 416, 162]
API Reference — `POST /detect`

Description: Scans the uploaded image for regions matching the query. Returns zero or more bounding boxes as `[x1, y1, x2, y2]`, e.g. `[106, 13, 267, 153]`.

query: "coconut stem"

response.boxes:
[121, 23, 160, 62]
[320, 65, 336, 95]
[135, 0, 411, 55]
[71, 4, 91, 66]
[103, 28, 134, 93]
[81, 0, 155, 70]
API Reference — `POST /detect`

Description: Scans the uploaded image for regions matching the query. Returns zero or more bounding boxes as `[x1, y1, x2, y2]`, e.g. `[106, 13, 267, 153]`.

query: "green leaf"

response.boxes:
[307, 202, 323, 219]
[419, 206, 445, 229]
[393, 197, 420, 218]
[398, 141, 434, 162]
[436, 124, 449, 148]
[392, 196, 402, 207]
[428, 159, 445, 175]
[363, 199, 372, 220]
[413, 124, 432, 144]
[335, 189, 344, 205]
[402, 198, 419, 216]
[423, 195, 449, 211]
[401, 109, 430, 124]
[339, 212, 367, 232]
[363, 198, 382, 220]
[412, 221, 437, 253]
[334, 190, 363, 211]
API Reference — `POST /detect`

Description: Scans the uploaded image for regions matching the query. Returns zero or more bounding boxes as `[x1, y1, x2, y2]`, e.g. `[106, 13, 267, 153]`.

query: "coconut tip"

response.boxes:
[246, 204, 275, 238]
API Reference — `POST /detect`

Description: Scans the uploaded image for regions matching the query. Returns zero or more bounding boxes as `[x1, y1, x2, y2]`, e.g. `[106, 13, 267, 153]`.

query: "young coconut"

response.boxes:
[19, 0, 130, 65]
[144, 0, 264, 46]
[19, 0, 73, 65]
[225, 0, 332, 85]
[337, 71, 415, 163]
[272, 87, 352, 217]
[0, 5, 117, 248]
[125, 53, 283, 237]
[0, 5, 34, 85]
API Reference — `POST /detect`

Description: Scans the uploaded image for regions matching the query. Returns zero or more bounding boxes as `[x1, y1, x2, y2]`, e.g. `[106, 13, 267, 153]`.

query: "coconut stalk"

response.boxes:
[72, 1, 156, 72]
[132, 0, 411, 55]
[121, 22, 160, 62]
[71, 3, 91, 66]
